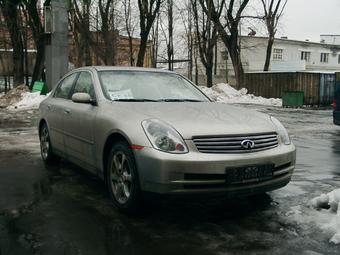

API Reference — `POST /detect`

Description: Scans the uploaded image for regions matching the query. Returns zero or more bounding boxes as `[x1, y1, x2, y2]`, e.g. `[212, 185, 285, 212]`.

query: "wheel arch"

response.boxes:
[38, 118, 48, 136]
[102, 131, 132, 180]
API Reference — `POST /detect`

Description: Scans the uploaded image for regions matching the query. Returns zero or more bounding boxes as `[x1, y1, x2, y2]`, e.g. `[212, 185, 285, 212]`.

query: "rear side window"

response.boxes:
[72, 72, 95, 99]
[54, 73, 78, 99]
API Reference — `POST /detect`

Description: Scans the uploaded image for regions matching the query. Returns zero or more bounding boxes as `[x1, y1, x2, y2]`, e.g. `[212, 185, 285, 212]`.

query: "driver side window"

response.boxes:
[73, 72, 95, 99]
[54, 73, 78, 99]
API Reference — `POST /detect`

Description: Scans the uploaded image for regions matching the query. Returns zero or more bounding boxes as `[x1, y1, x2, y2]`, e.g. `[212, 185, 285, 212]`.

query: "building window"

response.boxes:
[301, 51, 311, 62]
[320, 53, 329, 63]
[273, 48, 283, 60]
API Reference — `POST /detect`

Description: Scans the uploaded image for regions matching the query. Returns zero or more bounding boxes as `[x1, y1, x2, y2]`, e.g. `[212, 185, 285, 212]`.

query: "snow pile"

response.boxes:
[287, 189, 340, 245]
[0, 85, 47, 110]
[309, 189, 340, 244]
[0, 85, 29, 108]
[7, 91, 47, 110]
[200, 83, 282, 107]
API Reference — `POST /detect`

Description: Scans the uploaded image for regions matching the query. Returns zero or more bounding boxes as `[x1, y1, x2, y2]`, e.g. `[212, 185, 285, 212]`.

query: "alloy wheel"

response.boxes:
[110, 151, 133, 204]
[40, 126, 50, 160]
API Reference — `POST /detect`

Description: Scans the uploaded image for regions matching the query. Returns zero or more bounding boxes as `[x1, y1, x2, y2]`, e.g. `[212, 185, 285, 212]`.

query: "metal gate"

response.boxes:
[320, 73, 336, 105]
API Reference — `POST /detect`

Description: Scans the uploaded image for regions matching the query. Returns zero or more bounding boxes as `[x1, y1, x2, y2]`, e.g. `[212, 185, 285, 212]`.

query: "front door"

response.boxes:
[47, 73, 78, 154]
[63, 71, 98, 167]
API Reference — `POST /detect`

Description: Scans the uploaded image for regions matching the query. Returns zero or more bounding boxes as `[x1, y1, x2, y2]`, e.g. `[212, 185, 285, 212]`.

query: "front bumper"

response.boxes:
[134, 141, 296, 196]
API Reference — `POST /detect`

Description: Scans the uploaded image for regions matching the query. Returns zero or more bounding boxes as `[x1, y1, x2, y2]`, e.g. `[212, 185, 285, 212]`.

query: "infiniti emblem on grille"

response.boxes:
[241, 140, 255, 149]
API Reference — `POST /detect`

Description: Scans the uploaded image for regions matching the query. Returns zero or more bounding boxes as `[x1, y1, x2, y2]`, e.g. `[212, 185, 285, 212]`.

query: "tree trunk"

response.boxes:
[1, 2, 24, 86]
[128, 36, 134, 66]
[137, 34, 148, 67]
[206, 65, 213, 88]
[83, 3, 92, 66]
[30, 35, 45, 88]
[188, 35, 193, 80]
[194, 50, 198, 85]
[167, 0, 173, 71]
[101, 32, 115, 65]
[99, 2, 116, 66]
[229, 49, 244, 89]
[25, 0, 46, 88]
[84, 40, 92, 66]
[187, 2, 193, 80]
[264, 35, 274, 71]
[214, 42, 217, 75]
[217, 25, 244, 88]
[137, 0, 162, 68]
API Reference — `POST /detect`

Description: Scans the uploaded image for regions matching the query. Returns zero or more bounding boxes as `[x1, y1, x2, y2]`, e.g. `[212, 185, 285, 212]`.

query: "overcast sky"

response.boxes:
[278, 0, 340, 42]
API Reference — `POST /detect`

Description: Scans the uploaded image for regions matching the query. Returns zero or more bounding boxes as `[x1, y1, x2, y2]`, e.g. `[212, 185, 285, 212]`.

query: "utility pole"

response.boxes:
[45, 0, 69, 90]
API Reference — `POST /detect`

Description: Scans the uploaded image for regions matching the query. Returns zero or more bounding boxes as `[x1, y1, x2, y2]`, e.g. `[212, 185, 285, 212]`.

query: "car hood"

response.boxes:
[108, 102, 276, 139]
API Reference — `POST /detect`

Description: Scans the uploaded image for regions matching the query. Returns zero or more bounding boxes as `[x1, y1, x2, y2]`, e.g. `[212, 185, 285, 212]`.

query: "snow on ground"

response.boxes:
[200, 83, 282, 107]
[0, 85, 48, 110]
[7, 91, 47, 110]
[310, 189, 340, 244]
[287, 189, 340, 244]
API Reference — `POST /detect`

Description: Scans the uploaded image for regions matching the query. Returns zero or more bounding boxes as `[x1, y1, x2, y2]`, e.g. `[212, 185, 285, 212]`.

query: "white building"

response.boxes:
[195, 35, 340, 85]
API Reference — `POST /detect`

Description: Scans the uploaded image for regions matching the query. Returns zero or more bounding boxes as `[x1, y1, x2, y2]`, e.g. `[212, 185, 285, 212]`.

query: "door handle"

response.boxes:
[64, 109, 71, 114]
[47, 104, 51, 110]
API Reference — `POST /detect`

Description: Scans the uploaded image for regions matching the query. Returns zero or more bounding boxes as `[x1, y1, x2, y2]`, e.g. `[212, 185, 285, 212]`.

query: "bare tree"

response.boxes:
[192, 0, 217, 87]
[199, 0, 250, 88]
[178, 0, 193, 80]
[186, 1, 193, 80]
[22, 0, 45, 87]
[150, 12, 160, 67]
[136, 0, 163, 67]
[123, 0, 137, 66]
[0, 0, 24, 86]
[98, 0, 117, 65]
[261, 0, 287, 71]
[166, 0, 174, 70]
[159, 1, 174, 71]
[71, 0, 93, 66]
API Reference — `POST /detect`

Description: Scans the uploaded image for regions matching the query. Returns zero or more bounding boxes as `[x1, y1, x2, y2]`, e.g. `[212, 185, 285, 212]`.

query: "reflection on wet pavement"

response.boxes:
[0, 107, 340, 254]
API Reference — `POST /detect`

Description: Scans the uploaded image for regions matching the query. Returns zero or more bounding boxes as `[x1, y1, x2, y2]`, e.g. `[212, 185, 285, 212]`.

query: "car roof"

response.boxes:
[74, 66, 175, 74]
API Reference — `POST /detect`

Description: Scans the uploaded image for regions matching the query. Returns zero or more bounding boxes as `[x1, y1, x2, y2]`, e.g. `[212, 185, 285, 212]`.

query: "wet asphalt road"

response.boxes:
[0, 106, 340, 255]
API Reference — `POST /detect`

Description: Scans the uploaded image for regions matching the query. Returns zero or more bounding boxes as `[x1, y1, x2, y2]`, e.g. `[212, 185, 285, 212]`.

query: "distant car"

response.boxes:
[333, 89, 340, 125]
[38, 66, 296, 212]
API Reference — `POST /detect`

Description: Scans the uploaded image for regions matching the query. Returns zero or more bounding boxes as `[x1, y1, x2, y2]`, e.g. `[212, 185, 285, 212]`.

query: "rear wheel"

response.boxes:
[106, 141, 142, 213]
[40, 123, 59, 164]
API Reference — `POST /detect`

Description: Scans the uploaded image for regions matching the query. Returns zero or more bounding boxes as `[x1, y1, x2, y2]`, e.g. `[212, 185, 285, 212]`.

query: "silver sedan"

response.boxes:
[38, 66, 296, 212]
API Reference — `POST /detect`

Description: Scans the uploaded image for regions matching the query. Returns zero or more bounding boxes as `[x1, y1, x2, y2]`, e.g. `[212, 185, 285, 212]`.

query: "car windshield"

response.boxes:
[98, 70, 210, 102]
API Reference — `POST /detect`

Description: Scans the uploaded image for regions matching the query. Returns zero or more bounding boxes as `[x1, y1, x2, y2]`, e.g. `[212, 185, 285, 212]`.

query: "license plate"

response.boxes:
[226, 165, 274, 184]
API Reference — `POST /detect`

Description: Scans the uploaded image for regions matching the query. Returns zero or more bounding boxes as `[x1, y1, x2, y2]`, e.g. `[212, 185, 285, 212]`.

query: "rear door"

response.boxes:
[62, 71, 98, 167]
[46, 73, 78, 154]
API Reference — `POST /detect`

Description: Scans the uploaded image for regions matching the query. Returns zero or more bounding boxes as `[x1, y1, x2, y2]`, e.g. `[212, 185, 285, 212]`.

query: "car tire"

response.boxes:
[106, 141, 142, 213]
[39, 123, 59, 165]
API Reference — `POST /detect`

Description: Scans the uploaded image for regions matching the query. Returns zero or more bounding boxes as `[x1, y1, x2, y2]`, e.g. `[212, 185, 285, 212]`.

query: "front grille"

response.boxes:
[193, 132, 279, 153]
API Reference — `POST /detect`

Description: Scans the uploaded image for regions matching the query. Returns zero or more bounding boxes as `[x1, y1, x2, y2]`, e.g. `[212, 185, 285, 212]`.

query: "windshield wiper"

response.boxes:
[113, 98, 158, 102]
[158, 99, 204, 102]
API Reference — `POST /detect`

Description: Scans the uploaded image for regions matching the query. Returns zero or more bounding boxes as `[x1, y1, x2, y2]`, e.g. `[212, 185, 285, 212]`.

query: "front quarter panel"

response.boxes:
[94, 102, 152, 172]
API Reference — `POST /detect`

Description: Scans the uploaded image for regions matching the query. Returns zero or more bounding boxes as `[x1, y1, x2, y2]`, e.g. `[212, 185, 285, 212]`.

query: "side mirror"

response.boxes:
[72, 92, 96, 105]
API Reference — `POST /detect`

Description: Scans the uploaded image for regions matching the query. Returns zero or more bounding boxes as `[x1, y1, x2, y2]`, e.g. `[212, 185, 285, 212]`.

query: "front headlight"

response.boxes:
[270, 116, 291, 145]
[142, 119, 188, 154]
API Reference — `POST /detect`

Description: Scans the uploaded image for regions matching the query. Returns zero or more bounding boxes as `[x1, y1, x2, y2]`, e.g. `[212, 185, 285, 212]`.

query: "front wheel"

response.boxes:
[40, 123, 59, 164]
[106, 141, 142, 213]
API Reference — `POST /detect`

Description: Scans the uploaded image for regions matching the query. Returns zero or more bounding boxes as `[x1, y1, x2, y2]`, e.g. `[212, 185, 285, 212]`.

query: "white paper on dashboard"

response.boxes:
[108, 89, 133, 100]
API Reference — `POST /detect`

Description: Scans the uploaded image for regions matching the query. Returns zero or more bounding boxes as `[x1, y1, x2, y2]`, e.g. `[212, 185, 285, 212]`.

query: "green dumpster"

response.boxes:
[282, 91, 304, 107]
[32, 80, 48, 95]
